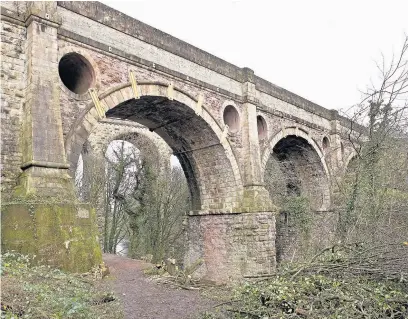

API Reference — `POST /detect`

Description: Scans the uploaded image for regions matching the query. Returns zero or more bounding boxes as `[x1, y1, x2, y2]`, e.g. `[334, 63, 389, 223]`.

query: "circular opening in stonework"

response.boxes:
[322, 136, 330, 151]
[257, 115, 267, 140]
[58, 53, 95, 95]
[223, 105, 240, 133]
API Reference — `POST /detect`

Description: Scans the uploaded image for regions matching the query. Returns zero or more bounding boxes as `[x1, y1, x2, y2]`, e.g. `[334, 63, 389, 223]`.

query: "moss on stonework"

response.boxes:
[236, 187, 277, 213]
[1, 200, 102, 273]
[12, 165, 76, 199]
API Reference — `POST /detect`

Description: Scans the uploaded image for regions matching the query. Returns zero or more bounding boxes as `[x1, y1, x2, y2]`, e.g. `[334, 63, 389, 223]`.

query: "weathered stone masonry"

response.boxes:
[1, 1, 363, 282]
[1, 16, 25, 193]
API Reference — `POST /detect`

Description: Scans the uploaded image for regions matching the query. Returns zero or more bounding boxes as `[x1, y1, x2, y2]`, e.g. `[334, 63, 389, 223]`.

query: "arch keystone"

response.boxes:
[167, 82, 174, 100]
[121, 86, 133, 102]
[195, 94, 204, 116]
[129, 70, 140, 99]
[88, 88, 105, 119]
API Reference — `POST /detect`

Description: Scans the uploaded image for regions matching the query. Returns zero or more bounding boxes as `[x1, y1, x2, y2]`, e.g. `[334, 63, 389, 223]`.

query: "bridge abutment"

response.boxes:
[1, 202, 102, 272]
[185, 211, 276, 283]
[1, 3, 102, 272]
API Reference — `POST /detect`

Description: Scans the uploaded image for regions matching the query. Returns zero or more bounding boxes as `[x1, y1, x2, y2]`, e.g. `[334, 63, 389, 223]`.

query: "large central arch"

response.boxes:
[65, 82, 243, 212]
[64, 81, 261, 282]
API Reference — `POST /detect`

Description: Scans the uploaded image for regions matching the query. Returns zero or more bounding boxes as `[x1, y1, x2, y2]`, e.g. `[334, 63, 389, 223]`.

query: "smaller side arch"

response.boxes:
[262, 126, 332, 211]
[86, 119, 171, 165]
[261, 126, 330, 178]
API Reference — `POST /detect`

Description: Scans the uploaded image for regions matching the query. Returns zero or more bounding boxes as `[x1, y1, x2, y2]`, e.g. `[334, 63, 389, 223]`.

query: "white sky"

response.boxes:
[102, 0, 407, 113]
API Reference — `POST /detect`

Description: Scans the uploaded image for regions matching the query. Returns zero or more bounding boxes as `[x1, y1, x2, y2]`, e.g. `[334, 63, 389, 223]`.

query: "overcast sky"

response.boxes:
[102, 0, 407, 113]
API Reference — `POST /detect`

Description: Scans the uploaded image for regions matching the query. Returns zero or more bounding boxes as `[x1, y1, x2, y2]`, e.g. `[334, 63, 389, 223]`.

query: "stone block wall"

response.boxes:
[1, 17, 26, 194]
[1, 201, 102, 272]
[185, 212, 276, 283]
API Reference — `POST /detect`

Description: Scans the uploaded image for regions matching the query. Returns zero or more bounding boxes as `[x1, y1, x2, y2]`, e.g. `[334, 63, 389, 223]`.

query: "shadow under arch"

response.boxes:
[263, 128, 334, 263]
[262, 127, 331, 211]
[65, 82, 243, 211]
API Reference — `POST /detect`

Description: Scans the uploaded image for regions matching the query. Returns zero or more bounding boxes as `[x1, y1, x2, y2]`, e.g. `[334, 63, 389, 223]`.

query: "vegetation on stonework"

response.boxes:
[264, 36, 408, 262]
[0, 252, 122, 319]
[264, 140, 324, 262]
[281, 195, 311, 236]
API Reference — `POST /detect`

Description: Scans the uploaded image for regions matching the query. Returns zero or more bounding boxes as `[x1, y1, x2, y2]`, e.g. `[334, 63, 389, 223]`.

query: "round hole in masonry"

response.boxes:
[322, 136, 330, 151]
[58, 52, 95, 95]
[223, 105, 240, 133]
[257, 115, 267, 140]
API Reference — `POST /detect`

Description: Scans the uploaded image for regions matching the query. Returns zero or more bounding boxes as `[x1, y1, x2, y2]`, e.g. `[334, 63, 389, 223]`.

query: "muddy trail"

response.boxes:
[103, 254, 217, 319]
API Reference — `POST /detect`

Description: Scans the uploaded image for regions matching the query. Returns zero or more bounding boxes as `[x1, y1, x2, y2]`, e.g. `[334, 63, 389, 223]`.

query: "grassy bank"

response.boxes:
[1, 252, 123, 319]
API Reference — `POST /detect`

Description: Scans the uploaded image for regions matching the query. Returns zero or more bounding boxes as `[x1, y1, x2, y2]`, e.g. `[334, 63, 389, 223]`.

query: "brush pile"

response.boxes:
[204, 243, 408, 319]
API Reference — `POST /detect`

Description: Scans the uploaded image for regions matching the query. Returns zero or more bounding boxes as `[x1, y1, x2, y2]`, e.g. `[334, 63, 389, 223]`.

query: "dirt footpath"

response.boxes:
[103, 254, 216, 319]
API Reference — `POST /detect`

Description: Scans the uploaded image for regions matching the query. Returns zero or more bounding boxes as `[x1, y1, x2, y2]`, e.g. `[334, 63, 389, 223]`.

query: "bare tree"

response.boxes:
[264, 36, 408, 266]
[77, 137, 190, 262]
[103, 140, 144, 253]
[123, 162, 189, 263]
[334, 36, 408, 275]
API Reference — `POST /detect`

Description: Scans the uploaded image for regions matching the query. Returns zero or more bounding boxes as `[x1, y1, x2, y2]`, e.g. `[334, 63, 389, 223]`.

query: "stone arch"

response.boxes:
[65, 82, 243, 211]
[261, 126, 331, 211]
[262, 127, 330, 177]
[342, 151, 359, 173]
[75, 120, 173, 204]
[78, 119, 171, 172]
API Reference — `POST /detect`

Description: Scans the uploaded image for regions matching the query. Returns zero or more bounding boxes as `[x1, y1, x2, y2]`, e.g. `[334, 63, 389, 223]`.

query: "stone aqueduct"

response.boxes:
[1, 1, 360, 282]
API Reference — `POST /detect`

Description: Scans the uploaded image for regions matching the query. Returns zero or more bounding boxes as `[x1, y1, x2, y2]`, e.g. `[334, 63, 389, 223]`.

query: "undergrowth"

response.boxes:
[0, 252, 123, 319]
[201, 243, 408, 319]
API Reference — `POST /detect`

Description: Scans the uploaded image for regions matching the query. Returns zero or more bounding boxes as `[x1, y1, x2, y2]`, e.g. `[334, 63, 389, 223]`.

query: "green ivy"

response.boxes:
[282, 195, 312, 236]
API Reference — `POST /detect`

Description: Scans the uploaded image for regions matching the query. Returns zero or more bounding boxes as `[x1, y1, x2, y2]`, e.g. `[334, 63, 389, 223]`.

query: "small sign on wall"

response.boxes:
[77, 207, 90, 219]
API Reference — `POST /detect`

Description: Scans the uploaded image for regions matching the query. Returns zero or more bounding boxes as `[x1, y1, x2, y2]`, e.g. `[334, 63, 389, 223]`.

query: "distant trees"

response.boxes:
[75, 139, 190, 263]
[103, 141, 141, 254]
[126, 165, 190, 263]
